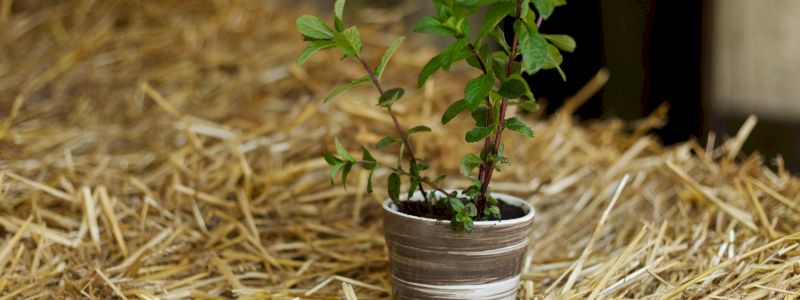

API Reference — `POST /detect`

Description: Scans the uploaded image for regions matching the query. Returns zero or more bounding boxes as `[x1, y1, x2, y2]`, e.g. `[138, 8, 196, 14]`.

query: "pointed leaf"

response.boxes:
[388, 172, 401, 203]
[498, 74, 534, 100]
[376, 137, 400, 150]
[407, 125, 432, 136]
[334, 0, 346, 31]
[413, 16, 458, 36]
[324, 76, 370, 103]
[459, 153, 483, 176]
[465, 125, 495, 143]
[505, 117, 534, 137]
[515, 21, 548, 74]
[464, 73, 495, 109]
[297, 40, 337, 65]
[329, 162, 345, 184]
[442, 99, 468, 125]
[471, 107, 489, 127]
[378, 88, 405, 108]
[543, 34, 576, 52]
[361, 146, 377, 170]
[449, 198, 465, 211]
[334, 137, 356, 162]
[366, 169, 375, 193]
[417, 55, 442, 88]
[532, 0, 557, 19]
[334, 26, 362, 57]
[296, 15, 334, 40]
[341, 162, 352, 189]
[375, 36, 405, 79]
[477, 2, 516, 44]
[465, 202, 478, 217]
[323, 153, 342, 166]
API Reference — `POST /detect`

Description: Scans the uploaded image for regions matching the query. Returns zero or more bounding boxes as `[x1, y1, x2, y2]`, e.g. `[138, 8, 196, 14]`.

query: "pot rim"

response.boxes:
[383, 190, 535, 227]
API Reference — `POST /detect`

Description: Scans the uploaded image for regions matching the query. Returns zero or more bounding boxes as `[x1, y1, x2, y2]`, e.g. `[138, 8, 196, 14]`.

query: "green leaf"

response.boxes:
[477, 2, 516, 44]
[464, 73, 495, 110]
[442, 99, 468, 125]
[439, 38, 472, 71]
[532, 0, 557, 20]
[407, 177, 420, 199]
[463, 218, 475, 232]
[433, 174, 447, 186]
[334, 137, 356, 162]
[323, 153, 342, 166]
[296, 15, 334, 40]
[498, 75, 534, 100]
[413, 16, 458, 36]
[334, 0, 346, 31]
[471, 107, 488, 127]
[297, 40, 337, 65]
[449, 198, 465, 211]
[324, 76, 370, 103]
[366, 169, 375, 193]
[543, 34, 576, 53]
[376, 136, 400, 150]
[341, 162, 352, 189]
[484, 205, 501, 218]
[407, 125, 432, 136]
[518, 100, 540, 111]
[466, 125, 494, 143]
[459, 153, 483, 176]
[329, 162, 345, 184]
[375, 36, 405, 79]
[361, 147, 377, 170]
[378, 88, 405, 108]
[543, 44, 566, 81]
[334, 26, 362, 57]
[505, 117, 534, 137]
[465, 202, 478, 217]
[491, 27, 511, 54]
[388, 172, 401, 203]
[515, 21, 548, 75]
[417, 55, 442, 88]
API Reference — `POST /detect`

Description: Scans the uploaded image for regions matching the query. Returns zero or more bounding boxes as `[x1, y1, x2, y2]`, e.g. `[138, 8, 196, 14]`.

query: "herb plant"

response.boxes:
[296, 0, 573, 232]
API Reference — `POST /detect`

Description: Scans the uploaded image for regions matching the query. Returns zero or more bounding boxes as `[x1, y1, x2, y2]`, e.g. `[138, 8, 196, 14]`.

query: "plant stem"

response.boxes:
[467, 43, 493, 184]
[355, 56, 430, 203]
[476, 0, 523, 214]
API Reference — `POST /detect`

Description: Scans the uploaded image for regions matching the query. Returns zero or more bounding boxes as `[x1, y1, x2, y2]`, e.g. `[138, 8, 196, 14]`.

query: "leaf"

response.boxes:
[515, 21, 548, 75]
[388, 172, 401, 203]
[463, 218, 474, 232]
[376, 136, 400, 150]
[543, 34, 576, 52]
[518, 100, 540, 111]
[334, 137, 356, 162]
[378, 88, 405, 108]
[505, 117, 534, 137]
[361, 147, 377, 170]
[477, 2, 516, 44]
[465, 202, 478, 217]
[407, 177, 420, 199]
[341, 162, 352, 189]
[413, 16, 458, 36]
[449, 198, 465, 211]
[471, 107, 488, 127]
[323, 153, 342, 166]
[543, 44, 566, 81]
[334, 0, 346, 31]
[296, 15, 334, 40]
[459, 153, 483, 176]
[375, 36, 405, 79]
[366, 169, 374, 193]
[334, 26, 362, 57]
[464, 73, 495, 110]
[324, 76, 370, 103]
[417, 55, 442, 88]
[442, 99, 468, 125]
[433, 174, 447, 186]
[498, 74, 534, 100]
[484, 205, 501, 218]
[407, 125, 432, 136]
[329, 162, 345, 184]
[465, 125, 494, 143]
[532, 0, 557, 20]
[297, 40, 336, 65]
[439, 38, 472, 71]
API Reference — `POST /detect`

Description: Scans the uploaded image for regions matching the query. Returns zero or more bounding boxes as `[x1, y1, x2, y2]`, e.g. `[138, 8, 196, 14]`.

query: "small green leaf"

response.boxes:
[465, 202, 478, 217]
[323, 153, 342, 166]
[334, 137, 356, 162]
[297, 40, 337, 65]
[407, 177, 420, 199]
[433, 174, 447, 186]
[518, 100, 540, 111]
[464, 73, 495, 110]
[465, 125, 494, 143]
[375, 36, 405, 79]
[471, 107, 488, 127]
[442, 99, 468, 125]
[341, 162, 352, 189]
[366, 169, 375, 193]
[407, 125, 432, 136]
[543, 44, 566, 81]
[388, 172, 401, 203]
[376, 136, 400, 150]
[330, 162, 345, 184]
[378, 88, 405, 108]
[477, 2, 516, 44]
[324, 76, 370, 103]
[516, 21, 549, 75]
[334, 26, 362, 57]
[439, 38, 472, 71]
[361, 147, 377, 170]
[296, 15, 334, 40]
[484, 205, 501, 218]
[334, 0, 346, 31]
[413, 16, 458, 36]
[491, 27, 511, 54]
[543, 34, 576, 53]
[449, 198, 465, 211]
[459, 153, 483, 176]
[417, 55, 442, 88]
[498, 75, 534, 100]
[532, 0, 557, 20]
[505, 117, 534, 137]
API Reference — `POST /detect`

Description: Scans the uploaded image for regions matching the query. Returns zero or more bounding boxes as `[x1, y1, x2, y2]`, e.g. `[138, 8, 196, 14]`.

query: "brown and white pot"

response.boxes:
[382, 191, 535, 300]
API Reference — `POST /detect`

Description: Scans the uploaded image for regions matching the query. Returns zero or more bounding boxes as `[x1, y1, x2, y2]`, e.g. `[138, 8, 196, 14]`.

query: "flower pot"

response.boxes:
[382, 191, 535, 300]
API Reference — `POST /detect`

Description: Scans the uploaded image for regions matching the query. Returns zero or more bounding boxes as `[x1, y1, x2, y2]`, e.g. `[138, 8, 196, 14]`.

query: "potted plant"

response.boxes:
[296, 0, 573, 298]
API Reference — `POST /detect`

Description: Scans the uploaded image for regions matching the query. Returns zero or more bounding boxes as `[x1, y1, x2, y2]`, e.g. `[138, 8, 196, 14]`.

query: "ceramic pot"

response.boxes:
[382, 191, 535, 300]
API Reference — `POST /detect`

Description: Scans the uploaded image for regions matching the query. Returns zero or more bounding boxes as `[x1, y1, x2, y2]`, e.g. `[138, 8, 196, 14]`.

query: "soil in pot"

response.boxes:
[396, 197, 526, 220]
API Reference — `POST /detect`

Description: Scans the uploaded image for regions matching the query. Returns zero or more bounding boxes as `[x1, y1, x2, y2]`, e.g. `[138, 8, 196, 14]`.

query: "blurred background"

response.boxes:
[306, 0, 800, 172]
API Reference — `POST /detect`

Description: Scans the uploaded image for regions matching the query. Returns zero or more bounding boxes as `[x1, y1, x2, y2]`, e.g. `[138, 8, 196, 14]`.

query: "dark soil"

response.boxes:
[397, 197, 526, 221]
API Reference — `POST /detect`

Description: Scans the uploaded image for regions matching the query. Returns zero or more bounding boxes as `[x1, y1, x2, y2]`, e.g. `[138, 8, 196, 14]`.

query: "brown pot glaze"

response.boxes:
[383, 191, 535, 300]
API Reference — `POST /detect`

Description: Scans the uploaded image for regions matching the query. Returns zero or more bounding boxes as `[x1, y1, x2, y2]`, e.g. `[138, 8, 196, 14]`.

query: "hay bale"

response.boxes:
[0, 1, 798, 299]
